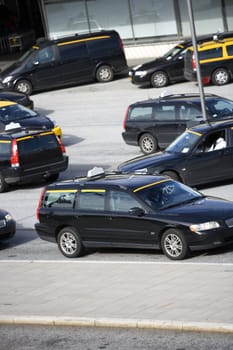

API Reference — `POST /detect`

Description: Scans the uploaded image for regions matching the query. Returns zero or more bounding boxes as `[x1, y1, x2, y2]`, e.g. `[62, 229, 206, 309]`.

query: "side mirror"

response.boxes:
[128, 207, 145, 216]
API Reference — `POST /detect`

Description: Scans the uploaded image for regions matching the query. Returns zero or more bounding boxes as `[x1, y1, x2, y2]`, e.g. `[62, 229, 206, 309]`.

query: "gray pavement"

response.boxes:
[0, 259, 233, 333]
[0, 53, 233, 334]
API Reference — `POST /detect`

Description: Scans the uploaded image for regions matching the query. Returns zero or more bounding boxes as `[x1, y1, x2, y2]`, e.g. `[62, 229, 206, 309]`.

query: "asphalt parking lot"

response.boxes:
[1, 76, 233, 263]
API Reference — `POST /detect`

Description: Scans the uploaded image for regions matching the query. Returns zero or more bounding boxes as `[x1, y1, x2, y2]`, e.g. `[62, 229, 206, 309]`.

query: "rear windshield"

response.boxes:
[17, 134, 58, 155]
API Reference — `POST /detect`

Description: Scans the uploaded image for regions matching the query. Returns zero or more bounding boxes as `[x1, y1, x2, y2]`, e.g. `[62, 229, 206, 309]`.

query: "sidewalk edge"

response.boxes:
[0, 316, 233, 333]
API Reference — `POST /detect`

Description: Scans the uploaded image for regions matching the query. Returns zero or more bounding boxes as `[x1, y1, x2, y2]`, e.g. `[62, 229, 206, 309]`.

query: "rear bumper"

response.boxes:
[3, 156, 68, 185]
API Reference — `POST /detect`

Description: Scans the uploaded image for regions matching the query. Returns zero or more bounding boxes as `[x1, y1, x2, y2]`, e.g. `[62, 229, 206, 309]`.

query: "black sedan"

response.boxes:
[0, 209, 16, 242]
[0, 88, 33, 109]
[118, 119, 233, 187]
[0, 100, 62, 138]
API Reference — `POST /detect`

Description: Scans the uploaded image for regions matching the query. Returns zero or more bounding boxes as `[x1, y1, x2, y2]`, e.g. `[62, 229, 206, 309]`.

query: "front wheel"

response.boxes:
[211, 68, 230, 85]
[161, 228, 190, 260]
[15, 79, 32, 95]
[151, 71, 168, 88]
[57, 227, 84, 258]
[139, 133, 157, 154]
[96, 65, 114, 82]
[162, 171, 181, 182]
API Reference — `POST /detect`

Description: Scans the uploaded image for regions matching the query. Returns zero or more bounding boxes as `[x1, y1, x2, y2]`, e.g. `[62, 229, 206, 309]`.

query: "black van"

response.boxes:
[0, 30, 128, 95]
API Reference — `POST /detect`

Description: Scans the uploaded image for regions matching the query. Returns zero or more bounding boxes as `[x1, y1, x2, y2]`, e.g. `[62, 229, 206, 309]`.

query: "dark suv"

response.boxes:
[122, 93, 233, 154]
[35, 168, 233, 260]
[0, 128, 68, 192]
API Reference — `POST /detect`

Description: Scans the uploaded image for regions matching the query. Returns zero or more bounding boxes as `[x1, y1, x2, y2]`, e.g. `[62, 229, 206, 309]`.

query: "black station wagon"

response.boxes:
[35, 168, 233, 260]
[122, 93, 233, 154]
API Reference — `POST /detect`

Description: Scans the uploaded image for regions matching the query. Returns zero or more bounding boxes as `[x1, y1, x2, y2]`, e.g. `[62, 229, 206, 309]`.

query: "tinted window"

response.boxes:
[155, 104, 176, 120]
[17, 134, 58, 155]
[59, 42, 88, 63]
[0, 140, 11, 156]
[199, 47, 222, 60]
[109, 190, 141, 212]
[87, 36, 118, 56]
[78, 189, 105, 211]
[36, 46, 56, 64]
[129, 106, 153, 121]
[226, 45, 233, 56]
[43, 190, 76, 208]
[179, 104, 201, 120]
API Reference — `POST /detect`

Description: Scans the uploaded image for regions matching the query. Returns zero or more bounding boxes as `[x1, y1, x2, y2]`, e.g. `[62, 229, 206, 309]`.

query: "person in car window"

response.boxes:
[209, 137, 226, 151]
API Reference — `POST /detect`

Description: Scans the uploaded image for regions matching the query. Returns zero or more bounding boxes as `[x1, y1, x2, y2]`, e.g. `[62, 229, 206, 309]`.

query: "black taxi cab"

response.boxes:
[184, 35, 233, 85]
[119, 119, 233, 187]
[35, 167, 233, 260]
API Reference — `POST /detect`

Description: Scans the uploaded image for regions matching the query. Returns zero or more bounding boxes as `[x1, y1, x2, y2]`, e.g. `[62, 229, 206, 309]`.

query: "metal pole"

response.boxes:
[186, 0, 209, 123]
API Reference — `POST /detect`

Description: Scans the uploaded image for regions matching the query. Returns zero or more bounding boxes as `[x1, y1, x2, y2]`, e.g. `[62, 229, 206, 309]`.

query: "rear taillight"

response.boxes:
[192, 53, 197, 71]
[10, 139, 19, 167]
[118, 34, 125, 54]
[123, 106, 130, 129]
[36, 187, 46, 220]
[57, 137, 66, 153]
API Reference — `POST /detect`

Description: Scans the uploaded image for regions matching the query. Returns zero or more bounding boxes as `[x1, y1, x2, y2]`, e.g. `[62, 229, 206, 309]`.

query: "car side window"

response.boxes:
[199, 47, 223, 60]
[179, 104, 201, 120]
[129, 106, 153, 121]
[155, 104, 176, 120]
[226, 45, 233, 56]
[37, 47, 56, 64]
[109, 190, 142, 212]
[196, 130, 227, 153]
[78, 189, 105, 211]
[43, 190, 76, 208]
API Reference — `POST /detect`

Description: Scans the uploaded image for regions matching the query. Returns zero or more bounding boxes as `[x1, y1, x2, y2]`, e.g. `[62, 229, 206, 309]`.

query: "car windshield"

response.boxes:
[0, 104, 37, 122]
[205, 98, 233, 118]
[163, 45, 186, 60]
[165, 130, 201, 154]
[136, 179, 202, 210]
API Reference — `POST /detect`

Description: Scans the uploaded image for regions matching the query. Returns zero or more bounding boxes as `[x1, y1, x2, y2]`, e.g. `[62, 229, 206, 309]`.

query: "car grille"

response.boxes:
[225, 217, 233, 228]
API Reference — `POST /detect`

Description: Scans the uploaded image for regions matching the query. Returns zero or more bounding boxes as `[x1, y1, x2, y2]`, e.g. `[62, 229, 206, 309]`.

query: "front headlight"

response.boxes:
[134, 168, 148, 174]
[135, 70, 148, 77]
[5, 213, 12, 222]
[2, 76, 13, 84]
[190, 221, 220, 233]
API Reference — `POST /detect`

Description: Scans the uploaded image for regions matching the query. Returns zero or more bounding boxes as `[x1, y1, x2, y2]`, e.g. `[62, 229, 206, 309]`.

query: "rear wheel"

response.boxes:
[151, 71, 168, 88]
[57, 227, 84, 258]
[96, 65, 114, 82]
[161, 228, 190, 260]
[139, 133, 157, 154]
[15, 79, 32, 95]
[211, 68, 230, 85]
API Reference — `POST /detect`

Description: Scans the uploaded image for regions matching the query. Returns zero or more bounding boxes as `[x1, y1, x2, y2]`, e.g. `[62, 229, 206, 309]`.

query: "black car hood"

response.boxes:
[3, 114, 54, 130]
[118, 151, 180, 173]
[135, 57, 166, 71]
[1, 62, 22, 77]
[160, 196, 233, 224]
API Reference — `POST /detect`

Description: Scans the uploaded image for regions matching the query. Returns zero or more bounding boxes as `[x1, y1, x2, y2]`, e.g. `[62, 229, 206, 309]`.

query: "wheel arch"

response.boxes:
[55, 224, 78, 242]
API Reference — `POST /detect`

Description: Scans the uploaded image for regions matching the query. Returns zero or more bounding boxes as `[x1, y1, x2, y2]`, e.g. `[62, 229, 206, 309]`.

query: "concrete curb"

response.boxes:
[0, 316, 233, 333]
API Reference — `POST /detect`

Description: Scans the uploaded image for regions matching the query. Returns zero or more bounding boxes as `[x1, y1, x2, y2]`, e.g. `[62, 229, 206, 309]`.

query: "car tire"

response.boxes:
[96, 65, 114, 82]
[151, 71, 168, 88]
[15, 80, 32, 95]
[139, 133, 158, 154]
[0, 173, 9, 193]
[162, 171, 181, 182]
[211, 68, 230, 85]
[57, 227, 84, 258]
[161, 228, 190, 260]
